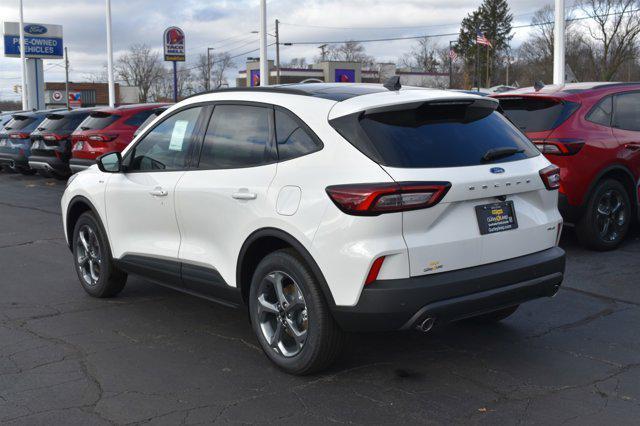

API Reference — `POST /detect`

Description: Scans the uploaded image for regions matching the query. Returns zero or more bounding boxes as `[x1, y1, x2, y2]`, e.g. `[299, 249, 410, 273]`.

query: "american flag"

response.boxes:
[449, 49, 458, 62]
[476, 31, 492, 48]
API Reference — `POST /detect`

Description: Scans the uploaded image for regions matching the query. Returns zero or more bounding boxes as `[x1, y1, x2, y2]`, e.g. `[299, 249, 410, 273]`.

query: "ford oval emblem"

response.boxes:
[25, 24, 47, 35]
[490, 167, 505, 174]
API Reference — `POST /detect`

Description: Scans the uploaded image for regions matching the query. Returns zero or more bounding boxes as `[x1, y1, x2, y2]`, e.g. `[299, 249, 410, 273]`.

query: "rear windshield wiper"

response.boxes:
[80, 126, 91, 131]
[481, 147, 524, 163]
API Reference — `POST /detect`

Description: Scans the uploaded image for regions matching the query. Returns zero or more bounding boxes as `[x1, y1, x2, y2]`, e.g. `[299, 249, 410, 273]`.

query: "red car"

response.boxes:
[69, 103, 169, 173]
[495, 82, 640, 250]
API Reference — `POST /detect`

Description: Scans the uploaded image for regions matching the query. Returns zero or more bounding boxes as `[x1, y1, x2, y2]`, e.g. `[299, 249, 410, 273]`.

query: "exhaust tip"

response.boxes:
[416, 317, 435, 333]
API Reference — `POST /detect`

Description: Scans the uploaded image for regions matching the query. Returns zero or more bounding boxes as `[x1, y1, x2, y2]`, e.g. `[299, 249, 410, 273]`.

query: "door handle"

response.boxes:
[232, 191, 257, 200]
[149, 187, 168, 197]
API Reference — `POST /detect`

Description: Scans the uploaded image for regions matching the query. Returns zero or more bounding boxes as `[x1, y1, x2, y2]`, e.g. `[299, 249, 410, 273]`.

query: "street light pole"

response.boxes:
[105, 0, 115, 107]
[275, 19, 280, 85]
[553, 0, 565, 85]
[64, 47, 70, 109]
[449, 40, 455, 89]
[18, 0, 28, 110]
[259, 0, 268, 86]
[207, 47, 214, 90]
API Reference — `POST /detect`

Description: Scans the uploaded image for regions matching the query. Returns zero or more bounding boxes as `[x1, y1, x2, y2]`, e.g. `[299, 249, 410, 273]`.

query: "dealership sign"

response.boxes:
[3, 22, 64, 59]
[163, 27, 185, 62]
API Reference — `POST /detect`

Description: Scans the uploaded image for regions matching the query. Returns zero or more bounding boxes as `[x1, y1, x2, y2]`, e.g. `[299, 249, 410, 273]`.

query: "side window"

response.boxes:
[586, 96, 612, 127]
[125, 110, 155, 127]
[127, 107, 202, 172]
[198, 105, 272, 169]
[613, 92, 640, 131]
[275, 109, 321, 161]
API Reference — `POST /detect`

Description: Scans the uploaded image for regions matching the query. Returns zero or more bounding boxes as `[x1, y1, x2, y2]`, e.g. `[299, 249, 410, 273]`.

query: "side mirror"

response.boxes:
[97, 151, 122, 173]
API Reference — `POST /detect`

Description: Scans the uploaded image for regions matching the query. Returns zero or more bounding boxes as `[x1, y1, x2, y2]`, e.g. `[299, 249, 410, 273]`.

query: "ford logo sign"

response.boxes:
[24, 24, 47, 35]
[490, 167, 505, 174]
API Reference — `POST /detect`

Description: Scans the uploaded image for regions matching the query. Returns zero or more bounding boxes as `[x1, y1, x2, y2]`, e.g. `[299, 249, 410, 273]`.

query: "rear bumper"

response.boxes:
[69, 158, 95, 173]
[331, 247, 565, 332]
[0, 152, 28, 169]
[28, 155, 70, 175]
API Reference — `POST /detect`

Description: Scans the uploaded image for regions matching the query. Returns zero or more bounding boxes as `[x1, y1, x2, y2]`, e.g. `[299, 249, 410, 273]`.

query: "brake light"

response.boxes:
[540, 165, 561, 190]
[326, 182, 451, 216]
[365, 256, 386, 285]
[531, 138, 584, 155]
[9, 132, 29, 139]
[88, 134, 117, 142]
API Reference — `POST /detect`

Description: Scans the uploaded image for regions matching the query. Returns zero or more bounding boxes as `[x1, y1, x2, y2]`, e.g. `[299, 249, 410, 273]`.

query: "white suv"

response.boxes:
[61, 82, 565, 374]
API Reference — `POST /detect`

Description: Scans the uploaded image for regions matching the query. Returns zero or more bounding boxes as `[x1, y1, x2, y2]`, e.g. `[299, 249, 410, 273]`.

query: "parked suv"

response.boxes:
[62, 83, 565, 374]
[29, 108, 95, 178]
[0, 109, 66, 174]
[70, 103, 169, 173]
[495, 83, 640, 250]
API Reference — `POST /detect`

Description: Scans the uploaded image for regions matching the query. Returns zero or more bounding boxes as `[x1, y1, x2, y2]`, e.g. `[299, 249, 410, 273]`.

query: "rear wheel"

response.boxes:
[469, 305, 519, 322]
[248, 249, 344, 375]
[577, 179, 631, 251]
[72, 212, 127, 298]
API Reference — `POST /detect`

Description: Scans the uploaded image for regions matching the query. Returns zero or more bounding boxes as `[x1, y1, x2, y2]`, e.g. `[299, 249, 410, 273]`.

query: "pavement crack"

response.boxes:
[527, 306, 621, 339]
[0, 201, 61, 216]
[0, 237, 64, 250]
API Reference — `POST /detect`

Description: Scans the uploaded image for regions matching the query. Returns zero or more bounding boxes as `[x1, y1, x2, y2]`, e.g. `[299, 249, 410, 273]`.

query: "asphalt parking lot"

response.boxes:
[0, 172, 639, 425]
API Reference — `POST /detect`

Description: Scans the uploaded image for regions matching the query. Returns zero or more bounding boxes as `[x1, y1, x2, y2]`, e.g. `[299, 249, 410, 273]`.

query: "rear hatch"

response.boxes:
[0, 114, 36, 151]
[31, 113, 88, 159]
[330, 91, 561, 277]
[72, 111, 122, 160]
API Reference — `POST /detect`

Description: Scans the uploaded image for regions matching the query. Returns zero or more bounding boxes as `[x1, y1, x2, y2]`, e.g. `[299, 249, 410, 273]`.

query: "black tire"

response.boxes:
[72, 211, 127, 298]
[248, 249, 344, 375]
[576, 179, 631, 251]
[469, 305, 519, 322]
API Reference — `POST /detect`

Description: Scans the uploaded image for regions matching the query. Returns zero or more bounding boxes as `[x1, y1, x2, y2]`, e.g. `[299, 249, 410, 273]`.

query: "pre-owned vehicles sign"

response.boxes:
[3, 22, 64, 59]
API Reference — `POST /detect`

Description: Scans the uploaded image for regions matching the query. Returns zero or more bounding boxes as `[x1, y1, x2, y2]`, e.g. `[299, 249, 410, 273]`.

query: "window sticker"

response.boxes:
[169, 120, 189, 151]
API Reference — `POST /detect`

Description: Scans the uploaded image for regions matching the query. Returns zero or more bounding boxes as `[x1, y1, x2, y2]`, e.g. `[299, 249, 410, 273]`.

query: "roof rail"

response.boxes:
[590, 82, 640, 90]
[183, 86, 311, 101]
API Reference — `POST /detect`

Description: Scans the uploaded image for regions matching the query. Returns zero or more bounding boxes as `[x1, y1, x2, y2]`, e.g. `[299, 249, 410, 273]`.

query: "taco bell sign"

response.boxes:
[3, 22, 64, 59]
[163, 26, 185, 62]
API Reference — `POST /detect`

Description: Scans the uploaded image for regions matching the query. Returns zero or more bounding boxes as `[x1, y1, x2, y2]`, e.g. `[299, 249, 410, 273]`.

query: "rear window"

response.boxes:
[499, 97, 579, 132]
[124, 110, 154, 127]
[40, 114, 88, 132]
[3, 115, 35, 131]
[78, 113, 120, 131]
[330, 102, 538, 168]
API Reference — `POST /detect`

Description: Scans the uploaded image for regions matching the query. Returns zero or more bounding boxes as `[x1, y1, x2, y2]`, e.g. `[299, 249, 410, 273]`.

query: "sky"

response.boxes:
[1, 0, 556, 100]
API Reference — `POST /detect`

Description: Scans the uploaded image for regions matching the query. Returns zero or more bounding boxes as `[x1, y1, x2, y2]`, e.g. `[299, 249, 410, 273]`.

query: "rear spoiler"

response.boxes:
[362, 98, 499, 123]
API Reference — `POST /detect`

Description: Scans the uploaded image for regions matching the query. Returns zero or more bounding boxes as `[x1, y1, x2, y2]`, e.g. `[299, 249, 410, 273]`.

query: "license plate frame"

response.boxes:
[475, 200, 518, 235]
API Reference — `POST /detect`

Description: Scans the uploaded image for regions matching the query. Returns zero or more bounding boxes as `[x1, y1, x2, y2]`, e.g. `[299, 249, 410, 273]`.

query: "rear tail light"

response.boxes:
[326, 182, 451, 216]
[531, 138, 584, 155]
[540, 165, 561, 190]
[9, 132, 30, 139]
[88, 134, 117, 142]
[365, 256, 386, 285]
[43, 134, 65, 142]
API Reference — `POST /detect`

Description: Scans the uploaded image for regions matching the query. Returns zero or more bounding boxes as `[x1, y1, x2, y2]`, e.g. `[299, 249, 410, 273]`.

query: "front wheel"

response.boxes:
[72, 212, 127, 298]
[577, 179, 631, 251]
[249, 249, 344, 375]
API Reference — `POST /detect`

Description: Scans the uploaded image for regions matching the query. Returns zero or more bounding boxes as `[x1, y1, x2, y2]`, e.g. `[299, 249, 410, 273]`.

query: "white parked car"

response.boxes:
[61, 82, 565, 374]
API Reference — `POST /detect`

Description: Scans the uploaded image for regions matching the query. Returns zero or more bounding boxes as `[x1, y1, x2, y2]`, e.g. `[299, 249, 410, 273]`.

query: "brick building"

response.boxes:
[44, 82, 139, 108]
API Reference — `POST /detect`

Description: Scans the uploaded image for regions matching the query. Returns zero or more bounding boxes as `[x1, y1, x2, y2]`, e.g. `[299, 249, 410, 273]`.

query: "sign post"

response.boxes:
[163, 27, 185, 102]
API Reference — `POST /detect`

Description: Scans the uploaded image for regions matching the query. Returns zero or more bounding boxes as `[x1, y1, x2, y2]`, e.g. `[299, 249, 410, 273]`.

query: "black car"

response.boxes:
[0, 109, 66, 174]
[28, 108, 95, 178]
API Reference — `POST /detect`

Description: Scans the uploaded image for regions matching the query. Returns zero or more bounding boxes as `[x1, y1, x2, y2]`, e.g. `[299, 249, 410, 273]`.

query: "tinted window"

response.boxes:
[78, 113, 120, 131]
[125, 110, 155, 127]
[613, 92, 640, 131]
[275, 109, 321, 161]
[2, 116, 35, 131]
[40, 114, 88, 132]
[199, 105, 272, 169]
[500, 98, 579, 132]
[587, 96, 612, 127]
[332, 104, 538, 168]
[128, 107, 202, 172]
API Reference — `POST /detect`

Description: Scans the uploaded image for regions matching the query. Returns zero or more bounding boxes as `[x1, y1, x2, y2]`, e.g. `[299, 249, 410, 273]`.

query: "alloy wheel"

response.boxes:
[76, 225, 102, 286]
[256, 271, 308, 357]
[595, 189, 627, 243]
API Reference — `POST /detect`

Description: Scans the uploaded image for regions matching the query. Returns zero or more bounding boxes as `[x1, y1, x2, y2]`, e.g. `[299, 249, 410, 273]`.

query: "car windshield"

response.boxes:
[3, 115, 36, 131]
[499, 97, 580, 133]
[39, 114, 87, 133]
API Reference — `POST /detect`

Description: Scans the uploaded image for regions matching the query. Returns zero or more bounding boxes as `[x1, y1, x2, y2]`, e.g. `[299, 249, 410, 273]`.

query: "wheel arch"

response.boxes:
[586, 164, 639, 218]
[236, 228, 336, 308]
[66, 195, 106, 252]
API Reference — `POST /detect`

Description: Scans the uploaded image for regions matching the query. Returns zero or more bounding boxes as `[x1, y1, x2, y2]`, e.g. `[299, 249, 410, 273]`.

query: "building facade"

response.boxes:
[44, 82, 139, 109]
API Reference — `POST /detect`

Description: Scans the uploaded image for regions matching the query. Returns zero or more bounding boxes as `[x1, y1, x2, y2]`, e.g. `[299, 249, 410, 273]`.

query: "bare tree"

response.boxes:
[400, 37, 441, 72]
[284, 57, 308, 68]
[193, 52, 234, 92]
[116, 44, 164, 102]
[152, 64, 195, 101]
[211, 52, 234, 89]
[319, 41, 375, 67]
[578, 0, 640, 80]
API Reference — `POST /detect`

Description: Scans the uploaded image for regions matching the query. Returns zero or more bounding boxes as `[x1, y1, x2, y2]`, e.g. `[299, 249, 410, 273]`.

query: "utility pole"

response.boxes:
[64, 47, 70, 109]
[259, 0, 268, 86]
[474, 27, 480, 91]
[553, 0, 565, 85]
[319, 44, 328, 61]
[449, 40, 455, 89]
[207, 47, 214, 90]
[275, 19, 280, 84]
[18, 0, 28, 110]
[505, 51, 510, 86]
[105, 0, 116, 107]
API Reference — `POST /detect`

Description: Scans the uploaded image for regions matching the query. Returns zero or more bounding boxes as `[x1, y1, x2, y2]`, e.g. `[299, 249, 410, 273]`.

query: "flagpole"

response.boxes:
[475, 27, 480, 91]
